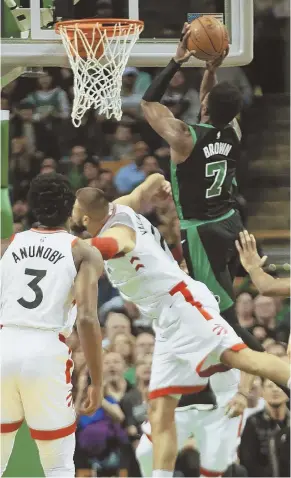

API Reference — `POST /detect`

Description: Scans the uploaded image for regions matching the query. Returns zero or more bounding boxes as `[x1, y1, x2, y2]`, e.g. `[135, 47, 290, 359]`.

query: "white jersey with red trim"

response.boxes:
[100, 204, 219, 318]
[0, 229, 77, 336]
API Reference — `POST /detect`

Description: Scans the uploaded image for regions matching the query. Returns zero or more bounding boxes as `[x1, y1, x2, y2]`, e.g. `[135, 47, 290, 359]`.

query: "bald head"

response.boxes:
[76, 187, 109, 220]
[72, 187, 109, 236]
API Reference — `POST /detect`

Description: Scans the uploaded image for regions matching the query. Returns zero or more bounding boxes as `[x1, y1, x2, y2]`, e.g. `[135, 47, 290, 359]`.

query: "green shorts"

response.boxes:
[180, 209, 243, 313]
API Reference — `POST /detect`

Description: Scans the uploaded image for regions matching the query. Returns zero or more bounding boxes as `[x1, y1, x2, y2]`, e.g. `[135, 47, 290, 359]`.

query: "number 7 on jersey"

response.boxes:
[205, 160, 227, 199]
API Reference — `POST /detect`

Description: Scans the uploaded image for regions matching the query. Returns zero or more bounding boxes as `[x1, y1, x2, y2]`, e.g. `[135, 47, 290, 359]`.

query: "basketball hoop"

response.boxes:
[55, 18, 144, 127]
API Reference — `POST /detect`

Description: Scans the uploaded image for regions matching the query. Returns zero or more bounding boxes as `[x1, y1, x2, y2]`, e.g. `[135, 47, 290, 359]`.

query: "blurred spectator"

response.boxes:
[13, 222, 24, 234]
[25, 71, 70, 121]
[10, 100, 55, 157]
[130, 141, 150, 163]
[251, 324, 271, 344]
[134, 331, 155, 361]
[241, 376, 265, 431]
[102, 352, 133, 402]
[162, 70, 200, 123]
[109, 332, 136, 385]
[240, 378, 289, 477]
[94, 169, 118, 201]
[141, 156, 160, 175]
[83, 157, 101, 184]
[75, 353, 128, 477]
[265, 342, 287, 357]
[254, 295, 277, 331]
[103, 310, 131, 349]
[66, 145, 88, 190]
[262, 337, 276, 350]
[9, 137, 40, 198]
[110, 124, 134, 161]
[121, 67, 151, 117]
[114, 154, 159, 194]
[236, 292, 256, 328]
[121, 354, 152, 443]
[39, 157, 57, 175]
[12, 199, 29, 222]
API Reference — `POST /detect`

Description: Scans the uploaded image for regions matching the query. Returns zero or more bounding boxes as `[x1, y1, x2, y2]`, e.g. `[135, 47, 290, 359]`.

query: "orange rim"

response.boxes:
[55, 18, 144, 37]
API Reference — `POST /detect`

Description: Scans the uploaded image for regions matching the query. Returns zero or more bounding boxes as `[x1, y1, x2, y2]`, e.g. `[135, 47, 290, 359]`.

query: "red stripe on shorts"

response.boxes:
[30, 421, 76, 440]
[196, 343, 248, 377]
[59, 334, 73, 384]
[200, 466, 224, 477]
[1, 419, 23, 433]
[169, 281, 212, 320]
[65, 359, 74, 384]
[148, 384, 206, 400]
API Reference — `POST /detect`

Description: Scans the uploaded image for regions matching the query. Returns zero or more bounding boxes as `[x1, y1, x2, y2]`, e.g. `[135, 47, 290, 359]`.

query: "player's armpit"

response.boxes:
[114, 173, 165, 211]
[141, 101, 193, 161]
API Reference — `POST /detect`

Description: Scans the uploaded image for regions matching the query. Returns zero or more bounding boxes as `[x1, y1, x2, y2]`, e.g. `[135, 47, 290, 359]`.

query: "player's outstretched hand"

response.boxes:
[225, 391, 248, 418]
[206, 45, 229, 72]
[174, 23, 196, 64]
[235, 230, 267, 273]
[79, 384, 103, 416]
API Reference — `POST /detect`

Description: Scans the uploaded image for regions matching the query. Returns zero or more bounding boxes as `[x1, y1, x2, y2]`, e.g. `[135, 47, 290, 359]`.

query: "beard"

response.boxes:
[69, 220, 87, 236]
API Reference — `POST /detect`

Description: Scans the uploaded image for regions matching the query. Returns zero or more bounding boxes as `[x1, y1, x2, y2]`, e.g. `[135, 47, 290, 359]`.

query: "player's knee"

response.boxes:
[36, 434, 75, 477]
[149, 396, 176, 432]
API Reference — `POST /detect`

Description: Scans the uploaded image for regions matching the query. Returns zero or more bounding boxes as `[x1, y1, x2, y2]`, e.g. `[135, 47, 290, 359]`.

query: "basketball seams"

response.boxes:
[187, 15, 228, 61]
[198, 17, 218, 53]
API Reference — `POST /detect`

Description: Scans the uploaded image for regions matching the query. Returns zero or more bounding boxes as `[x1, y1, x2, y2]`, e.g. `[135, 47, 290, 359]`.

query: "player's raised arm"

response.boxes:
[73, 240, 104, 415]
[114, 173, 170, 212]
[199, 49, 229, 103]
[236, 231, 290, 298]
[141, 23, 194, 162]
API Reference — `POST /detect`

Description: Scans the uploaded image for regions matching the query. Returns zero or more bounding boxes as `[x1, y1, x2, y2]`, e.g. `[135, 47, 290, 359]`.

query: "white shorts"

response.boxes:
[149, 281, 246, 399]
[137, 409, 242, 476]
[0, 326, 76, 439]
[137, 374, 242, 476]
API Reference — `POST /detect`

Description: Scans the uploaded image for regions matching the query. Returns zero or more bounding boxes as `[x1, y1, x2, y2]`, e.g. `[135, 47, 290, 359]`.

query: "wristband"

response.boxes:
[91, 237, 119, 260]
[142, 59, 181, 103]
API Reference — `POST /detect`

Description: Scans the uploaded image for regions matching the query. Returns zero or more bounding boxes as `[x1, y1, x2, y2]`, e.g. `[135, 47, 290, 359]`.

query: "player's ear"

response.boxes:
[82, 215, 89, 227]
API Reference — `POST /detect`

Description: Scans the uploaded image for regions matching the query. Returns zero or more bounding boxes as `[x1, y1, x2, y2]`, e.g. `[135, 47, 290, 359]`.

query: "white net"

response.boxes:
[57, 21, 144, 127]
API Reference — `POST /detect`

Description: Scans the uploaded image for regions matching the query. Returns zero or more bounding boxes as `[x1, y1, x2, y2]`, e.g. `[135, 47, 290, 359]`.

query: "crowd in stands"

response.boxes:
[2, 2, 289, 475]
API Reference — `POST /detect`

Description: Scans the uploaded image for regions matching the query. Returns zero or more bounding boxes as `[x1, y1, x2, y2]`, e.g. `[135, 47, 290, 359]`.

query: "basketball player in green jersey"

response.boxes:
[140, 23, 289, 380]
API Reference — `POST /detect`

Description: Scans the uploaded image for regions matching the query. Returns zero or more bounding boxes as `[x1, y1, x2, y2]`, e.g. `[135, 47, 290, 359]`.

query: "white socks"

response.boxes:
[153, 470, 173, 477]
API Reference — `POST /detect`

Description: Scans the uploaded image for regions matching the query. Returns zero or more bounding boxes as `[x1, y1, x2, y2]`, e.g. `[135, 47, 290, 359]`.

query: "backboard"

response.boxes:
[1, 0, 253, 84]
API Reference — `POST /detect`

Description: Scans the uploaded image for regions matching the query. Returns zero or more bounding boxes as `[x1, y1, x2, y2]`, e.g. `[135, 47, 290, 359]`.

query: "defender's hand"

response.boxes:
[206, 46, 229, 72]
[174, 23, 196, 64]
[235, 230, 267, 273]
[225, 392, 248, 418]
[79, 384, 102, 416]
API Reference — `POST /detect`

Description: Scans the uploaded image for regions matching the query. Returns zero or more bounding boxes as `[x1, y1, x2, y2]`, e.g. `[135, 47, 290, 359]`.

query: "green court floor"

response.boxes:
[3, 422, 44, 477]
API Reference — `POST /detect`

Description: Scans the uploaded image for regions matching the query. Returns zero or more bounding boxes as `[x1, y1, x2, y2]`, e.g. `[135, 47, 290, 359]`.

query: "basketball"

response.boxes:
[187, 15, 229, 62]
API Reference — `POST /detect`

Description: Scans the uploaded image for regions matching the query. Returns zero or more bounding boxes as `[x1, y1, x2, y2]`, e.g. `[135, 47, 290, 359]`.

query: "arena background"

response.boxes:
[1, 0, 290, 476]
